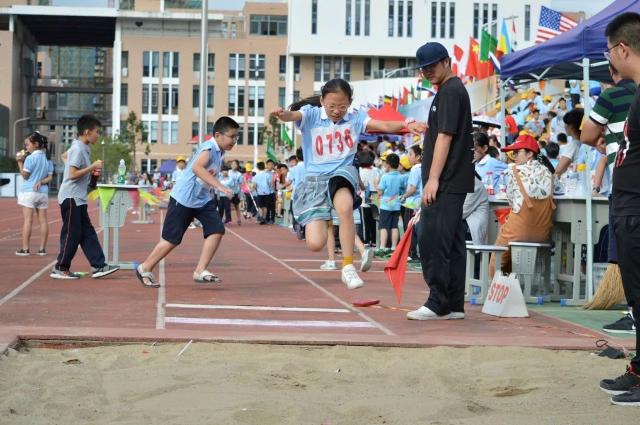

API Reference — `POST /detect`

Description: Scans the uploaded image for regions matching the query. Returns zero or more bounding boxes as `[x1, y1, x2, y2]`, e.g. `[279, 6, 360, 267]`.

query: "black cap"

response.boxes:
[415, 42, 449, 68]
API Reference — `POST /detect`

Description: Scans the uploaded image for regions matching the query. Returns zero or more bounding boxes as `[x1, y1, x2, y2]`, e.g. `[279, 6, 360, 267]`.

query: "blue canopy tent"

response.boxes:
[500, 0, 640, 83]
[497, 0, 640, 304]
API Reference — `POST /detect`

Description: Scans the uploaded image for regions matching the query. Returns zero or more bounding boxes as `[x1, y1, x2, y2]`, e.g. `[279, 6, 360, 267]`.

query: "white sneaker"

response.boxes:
[320, 260, 337, 270]
[406, 306, 451, 320]
[448, 312, 465, 320]
[341, 264, 364, 289]
[360, 248, 374, 272]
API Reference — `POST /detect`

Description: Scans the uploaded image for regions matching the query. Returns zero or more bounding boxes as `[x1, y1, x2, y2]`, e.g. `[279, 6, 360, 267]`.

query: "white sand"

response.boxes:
[0, 343, 637, 424]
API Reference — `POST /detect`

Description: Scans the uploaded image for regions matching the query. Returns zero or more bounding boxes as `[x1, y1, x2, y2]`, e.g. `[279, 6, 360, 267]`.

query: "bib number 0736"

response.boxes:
[311, 126, 355, 163]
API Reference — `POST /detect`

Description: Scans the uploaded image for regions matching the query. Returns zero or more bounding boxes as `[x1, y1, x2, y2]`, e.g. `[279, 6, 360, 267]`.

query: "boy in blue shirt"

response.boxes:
[253, 161, 275, 224]
[377, 153, 407, 254]
[217, 166, 233, 224]
[135, 116, 239, 288]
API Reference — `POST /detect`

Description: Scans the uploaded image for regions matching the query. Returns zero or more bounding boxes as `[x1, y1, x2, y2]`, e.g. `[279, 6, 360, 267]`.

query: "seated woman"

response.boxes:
[490, 134, 555, 275]
[474, 132, 507, 192]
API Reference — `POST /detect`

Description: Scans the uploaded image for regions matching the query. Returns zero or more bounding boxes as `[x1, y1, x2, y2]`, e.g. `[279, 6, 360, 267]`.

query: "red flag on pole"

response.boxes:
[465, 37, 480, 81]
[453, 44, 464, 62]
[384, 214, 419, 304]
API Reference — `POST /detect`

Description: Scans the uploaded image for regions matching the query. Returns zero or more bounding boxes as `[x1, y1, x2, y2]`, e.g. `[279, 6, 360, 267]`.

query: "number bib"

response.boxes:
[310, 123, 356, 164]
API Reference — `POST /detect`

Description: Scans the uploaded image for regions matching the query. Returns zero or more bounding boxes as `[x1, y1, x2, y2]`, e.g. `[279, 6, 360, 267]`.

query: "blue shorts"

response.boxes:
[162, 197, 225, 245]
[292, 166, 358, 226]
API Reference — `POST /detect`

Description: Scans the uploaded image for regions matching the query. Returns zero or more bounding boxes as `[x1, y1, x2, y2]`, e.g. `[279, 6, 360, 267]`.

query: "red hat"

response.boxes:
[501, 134, 540, 154]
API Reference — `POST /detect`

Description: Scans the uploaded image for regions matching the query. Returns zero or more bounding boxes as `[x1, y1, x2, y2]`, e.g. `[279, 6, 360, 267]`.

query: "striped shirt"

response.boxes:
[590, 79, 637, 179]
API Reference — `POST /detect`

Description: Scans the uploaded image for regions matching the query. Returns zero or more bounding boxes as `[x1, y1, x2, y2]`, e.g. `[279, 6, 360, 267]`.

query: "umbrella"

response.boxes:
[188, 134, 213, 144]
[473, 115, 501, 128]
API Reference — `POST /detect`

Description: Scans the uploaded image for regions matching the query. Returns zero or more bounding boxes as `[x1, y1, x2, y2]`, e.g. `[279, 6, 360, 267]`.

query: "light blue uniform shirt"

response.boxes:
[171, 140, 224, 208]
[21, 150, 50, 193]
[228, 170, 242, 194]
[287, 162, 306, 190]
[475, 155, 507, 191]
[296, 105, 370, 176]
[378, 170, 407, 211]
[253, 170, 274, 195]
[403, 164, 422, 210]
[217, 174, 233, 198]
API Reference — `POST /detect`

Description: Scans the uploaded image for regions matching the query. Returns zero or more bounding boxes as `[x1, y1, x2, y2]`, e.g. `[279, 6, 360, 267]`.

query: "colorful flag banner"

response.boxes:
[281, 124, 293, 149]
[535, 5, 578, 43]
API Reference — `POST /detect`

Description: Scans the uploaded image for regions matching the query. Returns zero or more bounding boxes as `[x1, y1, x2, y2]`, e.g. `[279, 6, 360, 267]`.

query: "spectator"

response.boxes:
[545, 142, 560, 169]
[376, 153, 406, 254]
[555, 108, 586, 177]
[473, 132, 507, 191]
[358, 149, 379, 247]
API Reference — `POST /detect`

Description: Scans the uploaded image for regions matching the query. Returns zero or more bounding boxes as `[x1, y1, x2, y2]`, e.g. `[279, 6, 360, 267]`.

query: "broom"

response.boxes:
[583, 263, 626, 310]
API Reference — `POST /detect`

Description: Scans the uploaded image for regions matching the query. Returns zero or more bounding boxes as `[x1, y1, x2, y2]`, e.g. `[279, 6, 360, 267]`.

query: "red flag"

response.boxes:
[465, 37, 480, 80]
[401, 87, 410, 105]
[453, 44, 464, 62]
[384, 224, 414, 304]
[391, 96, 398, 110]
[452, 63, 459, 77]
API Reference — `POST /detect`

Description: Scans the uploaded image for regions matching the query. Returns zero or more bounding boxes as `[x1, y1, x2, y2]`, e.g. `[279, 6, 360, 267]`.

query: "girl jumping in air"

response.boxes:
[272, 78, 425, 289]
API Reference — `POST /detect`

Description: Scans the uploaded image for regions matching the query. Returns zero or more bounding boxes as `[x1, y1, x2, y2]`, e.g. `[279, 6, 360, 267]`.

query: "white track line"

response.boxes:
[0, 260, 56, 307]
[283, 258, 387, 263]
[297, 268, 420, 274]
[226, 228, 395, 336]
[0, 226, 103, 308]
[165, 303, 350, 313]
[155, 209, 166, 330]
[165, 317, 377, 328]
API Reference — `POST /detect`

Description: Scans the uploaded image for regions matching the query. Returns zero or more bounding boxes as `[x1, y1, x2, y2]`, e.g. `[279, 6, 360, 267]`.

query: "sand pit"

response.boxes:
[0, 342, 637, 424]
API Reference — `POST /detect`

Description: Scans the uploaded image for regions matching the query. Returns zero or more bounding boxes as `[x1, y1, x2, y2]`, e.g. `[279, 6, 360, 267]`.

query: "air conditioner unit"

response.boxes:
[294, 73, 300, 82]
[122, 68, 128, 77]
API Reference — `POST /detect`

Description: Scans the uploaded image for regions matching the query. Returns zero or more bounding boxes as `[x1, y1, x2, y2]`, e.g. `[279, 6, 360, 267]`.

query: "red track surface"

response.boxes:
[0, 197, 631, 351]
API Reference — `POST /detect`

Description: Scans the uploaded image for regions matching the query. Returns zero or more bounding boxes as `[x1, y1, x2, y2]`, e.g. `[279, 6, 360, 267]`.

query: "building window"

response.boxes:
[491, 4, 498, 38]
[431, 2, 437, 38]
[449, 2, 455, 38]
[228, 86, 236, 115]
[345, 0, 351, 35]
[278, 87, 286, 108]
[238, 87, 245, 116]
[440, 2, 446, 38]
[248, 86, 265, 116]
[293, 56, 300, 75]
[236, 125, 244, 145]
[162, 122, 169, 144]
[143, 51, 159, 78]
[473, 3, 479, 39]
[163, 52, 170, 78]
[231, 22, 237, 38]
[482, 3, 488, 30]
[121, 51, 128, 77]
[208, 54, 215, 73]
[314, 56, 331, 82]
[525, 4, 531, 41]
[120, 83, 128, 106]
[355, 0, 361, 36]
[149, 121, 158, 144]
[229, 53, 245, 79]
[279, 55, 286, 77]
[378, 58, 386, 71]
[407, 1, 412, 37]
[171, 122, 178, 144]
[250, 15, 287, 36]
[192, 85, 199, 108]
[388, 0, 394, 36]
[222, 22, 228, 38]
[365, 0, 370, 35]
[250, 54, 265, 80]
[151, 84, 158, 114]
[162, 86, 170, 114]
[193, 53, 200, 71]
[312, 0, 318, 34]
[364, 57, 372, 78]
[397, 0, 403, 37]
[207, 85, 214, 108]
[192, 122, 198, 137]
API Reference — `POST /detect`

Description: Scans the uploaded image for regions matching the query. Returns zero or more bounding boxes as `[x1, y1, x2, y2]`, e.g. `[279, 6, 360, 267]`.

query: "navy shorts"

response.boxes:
[162, 197, 225, 245]
[231, 194, 241, 205]
[378, 209, 400, 230]
[256, 194, 270, 208]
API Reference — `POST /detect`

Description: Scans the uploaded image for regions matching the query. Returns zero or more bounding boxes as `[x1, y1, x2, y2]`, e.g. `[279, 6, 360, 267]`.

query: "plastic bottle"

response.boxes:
[575, 163, 588, 196]
[483, 171, 495, 196]
[117, 159, 126, 184]
[498, 172, 507, 197]
[564, 165, 578, 195]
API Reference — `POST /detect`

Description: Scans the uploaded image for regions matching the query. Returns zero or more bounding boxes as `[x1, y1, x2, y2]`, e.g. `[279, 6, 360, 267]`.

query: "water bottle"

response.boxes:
[117, 159, 126, 184]
[564, 166, 577, 195]
[498, 172, 507, 197]
[575, 163, 588, 196]
[484, 171, 495, 196]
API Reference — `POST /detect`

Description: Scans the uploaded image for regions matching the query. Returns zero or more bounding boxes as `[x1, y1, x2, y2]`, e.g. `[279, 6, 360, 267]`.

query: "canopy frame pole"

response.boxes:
[499, 80, 507, 147]
[583, 57, 594, 302]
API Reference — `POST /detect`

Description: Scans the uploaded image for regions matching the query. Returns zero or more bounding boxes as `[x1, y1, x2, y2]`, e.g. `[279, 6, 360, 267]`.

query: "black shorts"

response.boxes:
[256, 194, 270, 208]
[378, 209, 400, 230]
[162, 197, 225, 245]
[231, 194, 241, 205]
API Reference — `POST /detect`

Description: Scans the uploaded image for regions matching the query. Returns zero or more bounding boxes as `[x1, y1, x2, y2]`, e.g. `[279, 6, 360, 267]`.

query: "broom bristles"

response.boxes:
[584, 263, 626, 310]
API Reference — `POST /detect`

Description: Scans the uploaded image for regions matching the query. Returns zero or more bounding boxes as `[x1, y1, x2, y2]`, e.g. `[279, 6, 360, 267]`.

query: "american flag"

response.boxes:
[535, 6, 578, 43]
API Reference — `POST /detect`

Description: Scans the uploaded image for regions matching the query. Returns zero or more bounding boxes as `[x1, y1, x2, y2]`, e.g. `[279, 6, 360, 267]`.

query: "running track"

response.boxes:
[0, 197, 630, 351]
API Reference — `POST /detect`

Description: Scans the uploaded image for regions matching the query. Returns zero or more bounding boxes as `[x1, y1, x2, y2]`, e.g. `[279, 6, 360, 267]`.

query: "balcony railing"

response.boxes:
[29, 109, 112, 124]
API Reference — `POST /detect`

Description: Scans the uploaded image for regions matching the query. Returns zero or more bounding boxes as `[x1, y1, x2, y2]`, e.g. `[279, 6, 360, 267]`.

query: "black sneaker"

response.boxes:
[603, 313, 636, 334]
[610, 385, 640, 406]
[91, 265, 120, 279]
[15, 248, 30, 256]
[600, 367, 640, 395]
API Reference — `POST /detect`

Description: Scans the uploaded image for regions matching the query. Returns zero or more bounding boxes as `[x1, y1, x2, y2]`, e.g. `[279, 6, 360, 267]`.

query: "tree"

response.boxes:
[119, 111, 148, 172]
[90, 135, 132, 183]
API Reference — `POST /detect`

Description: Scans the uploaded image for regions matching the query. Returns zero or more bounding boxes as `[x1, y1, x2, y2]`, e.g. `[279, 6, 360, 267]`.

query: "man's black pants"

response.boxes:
[612, 215, 640, 371]
[418, 193, 467, 315]
[266, 193, 276, 221]
[55, 198, 106, 271]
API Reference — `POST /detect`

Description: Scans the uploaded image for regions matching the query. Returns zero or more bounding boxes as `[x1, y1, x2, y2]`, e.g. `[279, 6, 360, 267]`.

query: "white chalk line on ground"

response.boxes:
[156, 209, 166, 330]
[283, 258, 387, 264]
[165, 303, 350, 313]
[0, 227, 103, 308]
[165, 317, 377, 328]
[226, 228, 395, 336]
[0, 205, 100, 240]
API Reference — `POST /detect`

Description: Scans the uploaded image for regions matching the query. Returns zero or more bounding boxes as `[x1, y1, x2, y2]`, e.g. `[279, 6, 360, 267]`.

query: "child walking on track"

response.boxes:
[135, 116, 239, 288]
[272, 78, 425, 289]
[51, 115, 119, 280]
